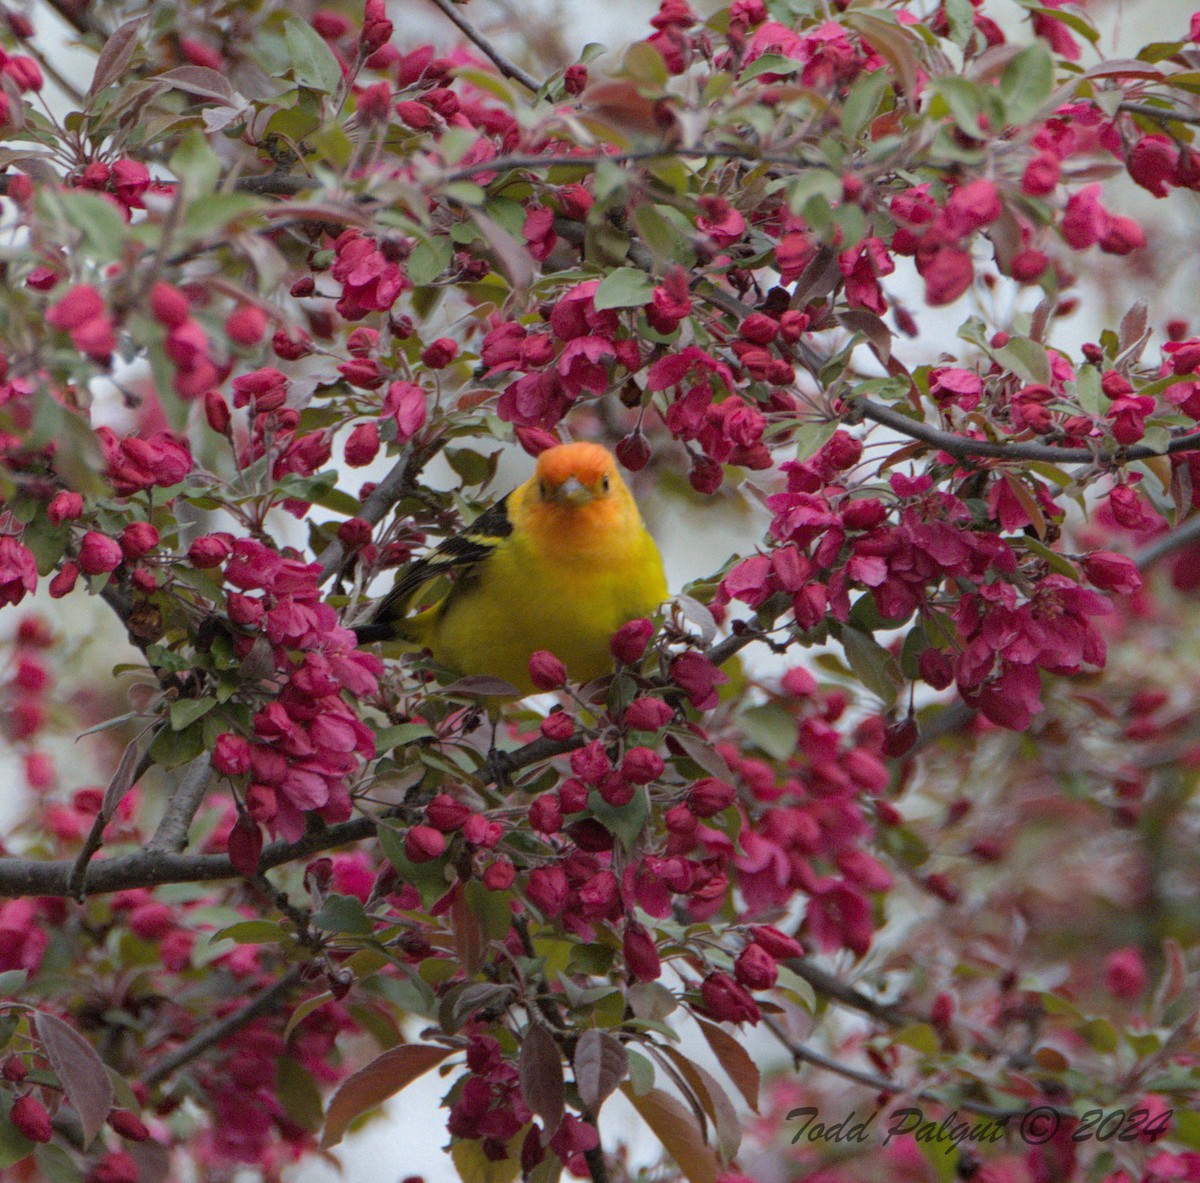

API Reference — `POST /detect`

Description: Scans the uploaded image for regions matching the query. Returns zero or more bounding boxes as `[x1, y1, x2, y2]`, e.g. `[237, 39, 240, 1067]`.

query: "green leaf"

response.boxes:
[840, 70, 889, 140]
[840, 626, 901, 707]
[169, 127, 221, 197]
[942, 0, 975, 48]
[1072, 365, 1105, 417]
[931, 77, 1005, 138]
[34, 1144, 84, 1183]
[50, 190, 128, 261]
[0, 971, 27, 998]
[284, 17, 342, 94]
[169, 695, 216, 732]
[311, 893, 375, 936]
[593, 267, 655, 311]
[408, 237, 454, 286]
[149, 722, 206, 769]
[626, 1049, 656, 1096]
[993, 337, 1052, 386]
[739, 53, 802, 81]
[212, 920, 289, 945]
[588, 785, 650, 852]
[737, 704, 797, 761]
[1001, 43, 1055, 124]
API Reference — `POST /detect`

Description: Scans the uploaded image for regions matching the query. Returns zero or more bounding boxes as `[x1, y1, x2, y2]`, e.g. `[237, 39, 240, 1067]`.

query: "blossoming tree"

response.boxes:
[1, 0, 1199, 1179]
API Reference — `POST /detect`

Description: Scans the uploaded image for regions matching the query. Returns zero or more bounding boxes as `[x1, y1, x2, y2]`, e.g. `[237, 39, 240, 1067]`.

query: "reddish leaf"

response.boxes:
[227, 816, 263, 878]
[450, 884, 483, 976]
[155, 65, 237, 105]
[322, 1043, 453, 1148]
[100, 737, 142, 820]
[33, 1010, 113, 1147]
[661, 1047, 741, 1161]
[518, 1024, 564, 1139]
[573, 1029, 627, 1116]
[620, 1084, 720, 1183]
[89, 17, 147, 98]
[695, 1018, 760, 1113]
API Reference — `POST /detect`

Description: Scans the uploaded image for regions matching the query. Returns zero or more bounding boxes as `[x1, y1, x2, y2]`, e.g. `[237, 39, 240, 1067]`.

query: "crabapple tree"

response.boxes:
[0, 0, 1198, 1180]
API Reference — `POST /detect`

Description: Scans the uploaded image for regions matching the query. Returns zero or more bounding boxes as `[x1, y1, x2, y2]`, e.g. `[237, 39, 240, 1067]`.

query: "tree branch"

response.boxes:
[426, 0, 542, 94]
[142, 965, 305, 1088]
[856, 398, 1200, 464]
[762, 1016, 1031, 1122]
[147, 754, 214, 854]
[1120, 101, 1200, 127]
[318, 445, 420, 583]
[1132, 514, 1200, 568]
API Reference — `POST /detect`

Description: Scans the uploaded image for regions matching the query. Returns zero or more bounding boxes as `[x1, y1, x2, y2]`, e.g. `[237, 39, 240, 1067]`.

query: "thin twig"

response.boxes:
[438, 145, 834, 185]
[147, 754, 214, 854]
[142, 966, 305, 1088]
[783, 958, 910, 1027]
[426, 0, 541, 94]
[1120, 101, 1200, 127]
[857, 398, 1200, 464]
[1132, 514, 1200, 568]
[317, 445, 418, 583]
[762, 1016, 1033, 1122]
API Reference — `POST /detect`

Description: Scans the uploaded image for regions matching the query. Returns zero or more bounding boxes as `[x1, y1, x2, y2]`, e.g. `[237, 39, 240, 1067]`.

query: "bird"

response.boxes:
[354, 441, 668, 696]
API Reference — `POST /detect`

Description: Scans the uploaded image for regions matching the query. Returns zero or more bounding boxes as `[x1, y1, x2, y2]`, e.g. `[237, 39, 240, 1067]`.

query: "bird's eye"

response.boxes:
[601, 475, 610, 493]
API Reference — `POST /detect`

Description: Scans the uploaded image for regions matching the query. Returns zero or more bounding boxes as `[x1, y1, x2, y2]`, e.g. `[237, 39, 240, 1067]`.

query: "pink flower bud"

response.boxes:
[570, 740, 610, 785]
[688, 776, 735, 817]
[623, 921, 661, 982]
[918, 648, 954, 690]
[204, 391, 231, 434]
[750, 924, 804, 960]
[2, 1056, 27, 1082]
[425, 793, 471, 832]
[529, 649, 567, 691]
[623, 696, 674, 730]
[526, 865, 568, 916]
[1082, 551, 1142, 595]
[78, 531, 123, 574]
[558, 778, 588, 813]
[151, 282, 190, 328]
[540, 710, 575, 741]
[213, 733, 252, 777]
[405, 824, 446, 863]
[128, 901, 175, 940]
[734, 943, 777, 990]
[529, 793, 562, 834]
[597, 770, 635, 807]
[483, 859, 515, 890]
[563, 63, 588, 95]
[611, 617, 654, 664]
[49, 562, 79, 598]
[1104, 946, 1147, 1000]
[47, 491, 84, 525]
[699, 972, 760, 1025]
[119, 521, 159, 560]
[621, 746, 664, 784]
[344, 422, 381, 467]
[420, 337, 457, 369]
[188, 534, 231, 569]
[108, 1109, 150, 1142]
[615, 431, 651, 472]
[10, 1094, 52, 1143]
[671, 651, 728, 710]
[226, 304, 268, 346]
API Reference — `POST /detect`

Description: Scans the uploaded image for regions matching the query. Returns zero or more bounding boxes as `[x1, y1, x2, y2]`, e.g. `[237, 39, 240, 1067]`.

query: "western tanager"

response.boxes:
[354, 442, 668, 695]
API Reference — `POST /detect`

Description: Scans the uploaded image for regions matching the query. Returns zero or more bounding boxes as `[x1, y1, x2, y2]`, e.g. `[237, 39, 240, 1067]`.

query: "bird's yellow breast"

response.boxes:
[418, 486, 667, 694]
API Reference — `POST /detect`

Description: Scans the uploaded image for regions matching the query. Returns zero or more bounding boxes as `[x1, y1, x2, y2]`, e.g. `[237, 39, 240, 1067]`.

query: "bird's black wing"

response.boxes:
[353, 495, 513, 643]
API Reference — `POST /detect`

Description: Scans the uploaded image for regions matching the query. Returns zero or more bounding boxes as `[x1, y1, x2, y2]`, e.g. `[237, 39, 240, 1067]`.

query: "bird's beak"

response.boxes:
[554, 476, 595, 506]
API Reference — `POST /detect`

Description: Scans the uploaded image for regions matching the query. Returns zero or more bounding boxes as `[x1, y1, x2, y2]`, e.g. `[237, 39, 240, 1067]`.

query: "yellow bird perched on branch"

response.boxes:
[354, 442, 668, 696]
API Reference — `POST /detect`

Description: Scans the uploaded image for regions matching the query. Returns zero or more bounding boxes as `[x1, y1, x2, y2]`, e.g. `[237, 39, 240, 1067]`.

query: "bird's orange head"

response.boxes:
[534, 442, 621, 507]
